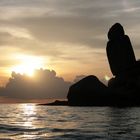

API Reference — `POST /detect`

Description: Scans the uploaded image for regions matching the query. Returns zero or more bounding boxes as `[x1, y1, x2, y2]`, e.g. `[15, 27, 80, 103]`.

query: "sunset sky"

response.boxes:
[0, 0, 140, 102]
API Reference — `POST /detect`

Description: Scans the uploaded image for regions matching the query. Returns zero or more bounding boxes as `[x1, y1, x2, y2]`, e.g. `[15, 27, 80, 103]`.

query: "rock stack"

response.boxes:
[67, 23, 140, 106]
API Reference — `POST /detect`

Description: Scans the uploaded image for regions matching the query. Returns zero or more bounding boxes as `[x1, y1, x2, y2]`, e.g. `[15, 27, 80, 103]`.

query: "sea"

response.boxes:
[0, 104, 140, 140]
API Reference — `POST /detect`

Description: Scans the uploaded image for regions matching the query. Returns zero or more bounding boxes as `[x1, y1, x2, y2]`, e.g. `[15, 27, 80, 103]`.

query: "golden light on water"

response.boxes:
[11, 55, 45, 77]
[20, 104, 37, 129]
[22, 104, 36, 116]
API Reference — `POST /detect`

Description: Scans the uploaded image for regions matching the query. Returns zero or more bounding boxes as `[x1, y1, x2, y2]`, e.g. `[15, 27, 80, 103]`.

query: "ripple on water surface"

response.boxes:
[0, 104, 140, 139]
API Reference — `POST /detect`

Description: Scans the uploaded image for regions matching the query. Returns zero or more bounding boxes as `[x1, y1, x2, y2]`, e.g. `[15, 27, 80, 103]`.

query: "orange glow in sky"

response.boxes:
[11, 55, 45, 77]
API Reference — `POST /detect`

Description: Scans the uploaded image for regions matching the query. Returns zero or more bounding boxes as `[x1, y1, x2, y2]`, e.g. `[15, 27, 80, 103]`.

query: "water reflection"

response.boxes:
[0, 105, 140, 139]
[21, 104, 36, 116]
[17, 104, 38, 139]
[107, 107, 138, 139]
[19, 104, 36, 127]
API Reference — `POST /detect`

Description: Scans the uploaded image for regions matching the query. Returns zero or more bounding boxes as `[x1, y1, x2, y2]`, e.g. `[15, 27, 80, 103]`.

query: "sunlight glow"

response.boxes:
[22, 104, 36, 116]
[20, 104, 37, 129]
[11, 55, 45, 76]
[104, 75, 110, 81]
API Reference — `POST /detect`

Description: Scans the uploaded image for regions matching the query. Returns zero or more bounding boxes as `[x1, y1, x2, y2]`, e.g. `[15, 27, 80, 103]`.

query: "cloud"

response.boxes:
[0, 0, 139, 85]
[7, 16, 106, 47]
[1, 0, 139, 51]
[0, 69, 111, 101]
[0, 69, 71, 99]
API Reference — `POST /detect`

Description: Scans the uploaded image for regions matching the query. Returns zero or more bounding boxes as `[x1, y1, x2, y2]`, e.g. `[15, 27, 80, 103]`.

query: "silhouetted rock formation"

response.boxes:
[107, 23, 140, 89]
[41, 23, 140, 106]
[108, 61, 140, 93]
[106, 23, 140, 106]
[67, 75, 108, 106]
[39, 100, 68, 106]
[107, 23, 136, 76]
[66, 23, 140, 106]
[67, 75, 140, 106]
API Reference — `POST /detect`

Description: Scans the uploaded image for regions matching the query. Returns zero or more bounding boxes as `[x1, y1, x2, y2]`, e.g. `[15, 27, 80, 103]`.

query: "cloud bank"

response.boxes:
[0, 0, 140, 86]
[0, 69, 71, 99]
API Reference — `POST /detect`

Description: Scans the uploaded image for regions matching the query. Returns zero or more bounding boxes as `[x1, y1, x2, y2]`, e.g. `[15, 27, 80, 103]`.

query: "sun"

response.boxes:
[104, 75, 110, 81]
[11, 55, 44, 76]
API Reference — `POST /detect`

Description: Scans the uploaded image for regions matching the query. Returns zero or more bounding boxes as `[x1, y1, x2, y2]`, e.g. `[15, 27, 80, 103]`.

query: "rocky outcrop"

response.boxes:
[67, 71, 140, 106]
[108, 61, 140, 93]
[107, 23, 140, 97]
[39, 100, 68, 106]
[39, 23, 140, 106]
[67, 23, 140, 106]
[67, 75, 109, 106]
[107, 23, 136, 76]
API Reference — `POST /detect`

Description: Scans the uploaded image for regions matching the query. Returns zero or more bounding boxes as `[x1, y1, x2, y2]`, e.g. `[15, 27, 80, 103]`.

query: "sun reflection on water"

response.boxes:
[19, 104, 37, 128]
[22, 104, 36, 116]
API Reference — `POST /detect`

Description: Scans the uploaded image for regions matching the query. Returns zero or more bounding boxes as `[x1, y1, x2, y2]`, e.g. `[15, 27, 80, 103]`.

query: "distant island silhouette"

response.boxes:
[40, 23, 140, 106]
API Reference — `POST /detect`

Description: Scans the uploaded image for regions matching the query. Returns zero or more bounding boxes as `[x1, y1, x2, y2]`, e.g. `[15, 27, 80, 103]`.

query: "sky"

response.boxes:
[0, 0, 140, 102]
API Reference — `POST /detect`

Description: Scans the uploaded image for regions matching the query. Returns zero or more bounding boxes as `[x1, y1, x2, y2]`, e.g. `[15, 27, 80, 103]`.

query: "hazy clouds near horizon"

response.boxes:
[0, 69, 71, 99]
[0, 0, 140, 100]
[0, 0, 140, 81]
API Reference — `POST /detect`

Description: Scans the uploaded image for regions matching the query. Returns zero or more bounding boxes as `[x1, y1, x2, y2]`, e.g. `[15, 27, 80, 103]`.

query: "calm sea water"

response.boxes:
[0, 104, 140, 140]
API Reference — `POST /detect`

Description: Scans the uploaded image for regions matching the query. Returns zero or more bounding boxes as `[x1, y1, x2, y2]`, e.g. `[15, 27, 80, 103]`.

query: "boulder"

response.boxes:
[107, 23, 136, 76]
[67, 75, 108, 106]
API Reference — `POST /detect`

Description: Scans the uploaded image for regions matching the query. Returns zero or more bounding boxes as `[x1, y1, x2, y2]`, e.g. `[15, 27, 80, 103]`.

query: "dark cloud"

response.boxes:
[8, 16, 106, 47]
[0, 0, 48, 7]
[0, 69, 71, 99]
[1, 0, 139, 50]
[0, 31, 14, 45]
[0, 0, 139, 50]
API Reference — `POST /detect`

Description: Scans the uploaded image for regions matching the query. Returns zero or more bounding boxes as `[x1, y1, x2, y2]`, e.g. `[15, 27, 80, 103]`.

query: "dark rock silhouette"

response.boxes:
[107, 23, 140, 90]
[66, 74, 140, 106]
[39, 100, 68, 106]
[67, 75, 108, 106]
[106, 23, 140, 106]
[40, 23, 140, 106]
[66, 23, 140, 106]
[107, 23, 136, 76]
